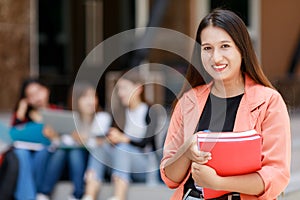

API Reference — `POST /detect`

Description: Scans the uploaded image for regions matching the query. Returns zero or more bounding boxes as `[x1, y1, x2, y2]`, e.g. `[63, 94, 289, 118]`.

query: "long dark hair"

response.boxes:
[178, 9, 274, 101]
[69, 81, 100, 112]
[13, 77, 49, 123]
[111, 69, 148, 131]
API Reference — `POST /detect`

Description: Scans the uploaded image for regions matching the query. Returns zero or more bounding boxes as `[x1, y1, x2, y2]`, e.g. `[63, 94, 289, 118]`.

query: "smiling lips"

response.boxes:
[212, 64, 227, 72]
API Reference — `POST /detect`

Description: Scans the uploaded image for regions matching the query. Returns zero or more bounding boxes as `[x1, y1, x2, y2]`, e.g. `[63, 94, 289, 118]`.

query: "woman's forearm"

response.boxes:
[192, 163, 265, 196]
[164, 150, 191, 183]
[218, 172, 264, 196]
[164, 134, 211, 184]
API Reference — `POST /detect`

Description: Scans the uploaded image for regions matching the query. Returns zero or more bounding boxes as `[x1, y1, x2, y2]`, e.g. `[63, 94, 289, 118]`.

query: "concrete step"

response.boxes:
[52, 182, 173, 200]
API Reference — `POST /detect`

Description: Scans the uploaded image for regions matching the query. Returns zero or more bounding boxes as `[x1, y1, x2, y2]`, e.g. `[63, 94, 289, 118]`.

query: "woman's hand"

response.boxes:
[184, 135, 212, 164]
[43, 125, 59, 140]
[107, 127, 129, 144]
[72, 131, 88, 145]
[163, 135, 211, 184]
[191, 162, 222, 189]
[29, 110, 43, 122]
[16, 98, 28, 121]
[95, 137, 106, 145]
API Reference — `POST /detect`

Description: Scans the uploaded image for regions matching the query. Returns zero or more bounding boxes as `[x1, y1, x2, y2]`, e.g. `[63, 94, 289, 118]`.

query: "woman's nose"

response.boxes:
[211, 49, 223, 63]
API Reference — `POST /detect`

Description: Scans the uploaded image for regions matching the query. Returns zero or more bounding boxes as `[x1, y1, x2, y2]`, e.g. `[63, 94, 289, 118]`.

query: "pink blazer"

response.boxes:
[160, 75, 291, 200]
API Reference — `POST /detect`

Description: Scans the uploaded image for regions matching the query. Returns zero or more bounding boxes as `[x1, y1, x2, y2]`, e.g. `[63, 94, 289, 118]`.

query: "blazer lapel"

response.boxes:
[183, 84, 211, 140]
[234, 75, 266, 132]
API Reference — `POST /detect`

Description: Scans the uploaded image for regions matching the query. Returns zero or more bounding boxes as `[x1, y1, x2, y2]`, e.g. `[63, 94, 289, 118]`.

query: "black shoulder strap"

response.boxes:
[145, 105, 151, 125]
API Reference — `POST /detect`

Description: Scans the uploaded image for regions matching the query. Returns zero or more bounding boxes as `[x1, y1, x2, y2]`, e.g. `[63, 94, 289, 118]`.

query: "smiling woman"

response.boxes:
[200, 26, 243, 97]
[160, 9, 291, 200]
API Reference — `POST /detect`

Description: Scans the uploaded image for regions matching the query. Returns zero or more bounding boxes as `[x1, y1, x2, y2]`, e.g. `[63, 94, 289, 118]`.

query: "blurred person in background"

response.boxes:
[11, 77, 60, 200]
[102, 70, 159, 200]
[38, 82, 111, 200]
[79, 82, 112, 200]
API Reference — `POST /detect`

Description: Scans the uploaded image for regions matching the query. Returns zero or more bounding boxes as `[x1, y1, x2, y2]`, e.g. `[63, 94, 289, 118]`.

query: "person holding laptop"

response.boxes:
[11, 77, 60, 200]
[38, 82, 111, 200]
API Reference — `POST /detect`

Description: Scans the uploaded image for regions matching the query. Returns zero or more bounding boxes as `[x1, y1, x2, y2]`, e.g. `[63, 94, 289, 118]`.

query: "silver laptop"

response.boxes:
[41, 109, 79, 135]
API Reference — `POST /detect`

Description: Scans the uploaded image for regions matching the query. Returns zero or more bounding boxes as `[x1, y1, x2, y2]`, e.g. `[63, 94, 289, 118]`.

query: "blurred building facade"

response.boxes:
[0, 0, 299, 111]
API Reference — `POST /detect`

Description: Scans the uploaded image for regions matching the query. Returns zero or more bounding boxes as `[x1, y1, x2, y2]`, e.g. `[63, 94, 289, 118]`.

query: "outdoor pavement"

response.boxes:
[284, 111, 300, 200]
[1, 111, 299, 199]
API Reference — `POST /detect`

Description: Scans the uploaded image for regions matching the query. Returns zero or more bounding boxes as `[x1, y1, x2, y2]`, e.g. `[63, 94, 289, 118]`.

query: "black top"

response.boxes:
[197, 93, 244, 132]
[183, 93, 244, 198]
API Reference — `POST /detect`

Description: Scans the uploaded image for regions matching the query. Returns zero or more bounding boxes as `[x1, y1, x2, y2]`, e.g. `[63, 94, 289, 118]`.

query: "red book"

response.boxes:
[196, 130, 262, 199]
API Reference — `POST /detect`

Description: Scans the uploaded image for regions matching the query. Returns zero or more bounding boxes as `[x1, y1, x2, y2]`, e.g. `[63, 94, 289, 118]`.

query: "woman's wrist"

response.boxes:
[16, 99, 28, 120]
[51, 137, 61, 146]
[16, 108, 26, 121]
[122, 135, 130, 143]
[213, 175, 226, 191]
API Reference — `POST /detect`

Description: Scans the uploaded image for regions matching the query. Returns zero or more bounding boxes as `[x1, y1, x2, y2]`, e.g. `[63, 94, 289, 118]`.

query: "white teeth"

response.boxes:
[212, 64, 227, 69]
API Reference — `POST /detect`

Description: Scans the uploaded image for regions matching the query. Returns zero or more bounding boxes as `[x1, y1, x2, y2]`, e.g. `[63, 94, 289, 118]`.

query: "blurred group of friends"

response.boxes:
[0, 70, 161, 200]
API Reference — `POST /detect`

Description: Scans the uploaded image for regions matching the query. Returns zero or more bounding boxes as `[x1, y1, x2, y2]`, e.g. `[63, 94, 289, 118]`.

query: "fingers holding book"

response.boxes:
[184, 135, 212, 164]
[191, 162, 220, 189]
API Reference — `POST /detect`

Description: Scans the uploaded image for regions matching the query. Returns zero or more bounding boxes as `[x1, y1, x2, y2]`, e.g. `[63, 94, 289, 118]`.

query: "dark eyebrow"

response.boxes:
[201, 43, 210, 46]
[220, 40, 232, 43]
[201, 40, 232, 46]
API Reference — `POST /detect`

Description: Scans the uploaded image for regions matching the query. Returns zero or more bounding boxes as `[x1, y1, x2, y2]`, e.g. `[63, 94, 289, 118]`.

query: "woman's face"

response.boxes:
[200, 25, 242, 82]
[77, 88, 98, 115]
[117, 78, 142, 107]
[25, 83, 49, 108]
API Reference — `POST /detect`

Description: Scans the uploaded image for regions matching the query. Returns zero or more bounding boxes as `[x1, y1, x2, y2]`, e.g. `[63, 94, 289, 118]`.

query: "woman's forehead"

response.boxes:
[200, 25, 233, 44]
[25, 83, 43, 94]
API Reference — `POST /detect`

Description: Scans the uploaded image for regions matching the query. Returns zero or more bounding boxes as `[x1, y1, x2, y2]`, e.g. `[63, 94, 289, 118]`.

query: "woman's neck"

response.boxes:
[211, 77, 245, 98]
[129, 97, 143, 110]
[80, 114, 94, 124]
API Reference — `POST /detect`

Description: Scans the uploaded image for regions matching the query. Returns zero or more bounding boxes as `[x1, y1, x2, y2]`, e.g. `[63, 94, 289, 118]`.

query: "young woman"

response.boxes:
[160, 9, 291, 200]
[82, 71, 159, 200]
[11, 78, 59, 200]
[37, 82, 111, 200]
[81, 83, 113, 200]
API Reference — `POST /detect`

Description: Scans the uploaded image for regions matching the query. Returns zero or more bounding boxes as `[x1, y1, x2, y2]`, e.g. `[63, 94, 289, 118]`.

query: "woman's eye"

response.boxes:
[221, 44, 230, 48]
[203, 46, 211, 51]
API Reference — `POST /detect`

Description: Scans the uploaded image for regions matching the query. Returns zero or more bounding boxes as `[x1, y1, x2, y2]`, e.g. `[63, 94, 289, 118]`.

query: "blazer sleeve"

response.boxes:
[256, 91, 291, 199]
[160, 97, 186, 189]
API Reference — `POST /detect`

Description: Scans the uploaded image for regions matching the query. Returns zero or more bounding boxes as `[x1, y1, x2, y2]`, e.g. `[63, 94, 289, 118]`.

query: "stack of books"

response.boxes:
[197, 129, 262, 199]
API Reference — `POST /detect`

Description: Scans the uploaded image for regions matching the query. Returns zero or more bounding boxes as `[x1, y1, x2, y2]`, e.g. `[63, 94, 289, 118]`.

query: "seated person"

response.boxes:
[82, 70, 159, 200]
[38, 82, 111, 200]
[11, 77, 60, 200]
